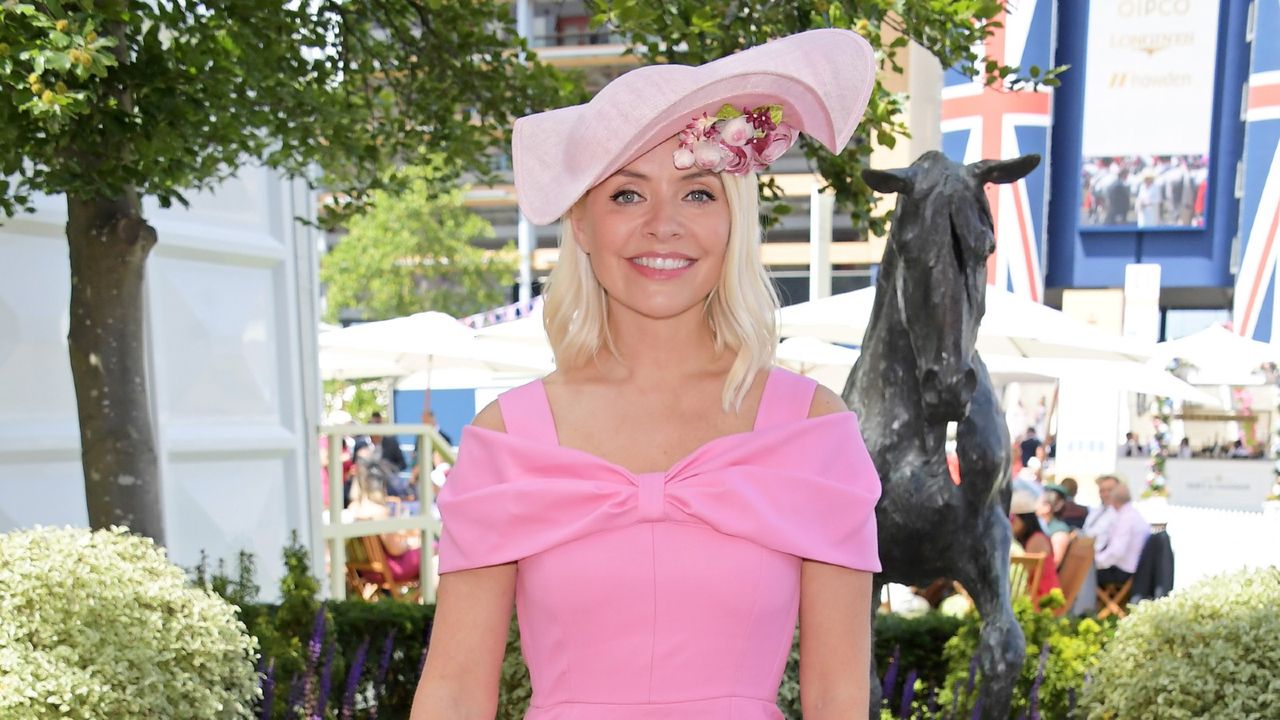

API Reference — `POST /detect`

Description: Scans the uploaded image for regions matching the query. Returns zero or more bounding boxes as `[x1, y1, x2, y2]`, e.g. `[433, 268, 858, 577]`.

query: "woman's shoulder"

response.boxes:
[471, 399, 507, 434]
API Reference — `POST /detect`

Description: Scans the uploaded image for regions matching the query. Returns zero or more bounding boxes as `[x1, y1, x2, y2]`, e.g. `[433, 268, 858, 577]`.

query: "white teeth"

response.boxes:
[632, 256, 692, 270]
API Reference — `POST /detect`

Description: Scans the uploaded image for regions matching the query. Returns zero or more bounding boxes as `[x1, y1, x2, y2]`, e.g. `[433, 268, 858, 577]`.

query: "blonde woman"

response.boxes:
[411, 30, 882, 720]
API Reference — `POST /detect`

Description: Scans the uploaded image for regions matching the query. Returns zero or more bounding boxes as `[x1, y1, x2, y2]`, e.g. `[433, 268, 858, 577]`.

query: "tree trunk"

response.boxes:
[66, 190, 164, 544]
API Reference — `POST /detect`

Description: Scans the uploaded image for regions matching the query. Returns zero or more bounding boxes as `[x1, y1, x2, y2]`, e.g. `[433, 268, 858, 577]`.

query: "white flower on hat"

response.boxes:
[692, 140, 728, 172]
[719, 116, 754, 147]
[673, 147, 696, 170]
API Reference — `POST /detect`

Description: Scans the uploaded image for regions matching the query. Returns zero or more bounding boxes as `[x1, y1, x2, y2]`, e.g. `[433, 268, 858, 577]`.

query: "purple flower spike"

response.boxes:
[341, 638, 370, 720]
[970, 698, 984, 720]
[898, 668, 917, 718]
[259, 659, 276, 720]
[1029, 643, 1050, 720]
[1068, 687, 1078, 719]
[317, 640, 336, 717]
[881, 646, 901, 707]
[966, 654, 979, 695]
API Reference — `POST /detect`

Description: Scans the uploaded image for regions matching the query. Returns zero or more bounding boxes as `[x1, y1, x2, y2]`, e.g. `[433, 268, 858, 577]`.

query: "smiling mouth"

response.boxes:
[630, 256, 693, 270]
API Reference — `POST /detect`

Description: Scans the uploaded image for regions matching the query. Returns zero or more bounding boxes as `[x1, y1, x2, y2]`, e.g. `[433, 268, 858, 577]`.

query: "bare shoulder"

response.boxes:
[807, 382, 850, 419]
[471, 399, 507, 434]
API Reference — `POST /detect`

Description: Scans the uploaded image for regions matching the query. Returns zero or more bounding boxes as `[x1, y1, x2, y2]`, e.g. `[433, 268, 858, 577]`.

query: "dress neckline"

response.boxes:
[532, 366, 783, 477]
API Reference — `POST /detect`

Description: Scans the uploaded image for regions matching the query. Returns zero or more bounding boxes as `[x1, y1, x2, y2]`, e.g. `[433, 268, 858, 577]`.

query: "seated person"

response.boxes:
[1056, 477, 1089, 529]
[1036, 483, 1074, 567]
[347, 466, 422, 583]
[1011, 489, 1062, 601]
[1094, 483, 1150, 587]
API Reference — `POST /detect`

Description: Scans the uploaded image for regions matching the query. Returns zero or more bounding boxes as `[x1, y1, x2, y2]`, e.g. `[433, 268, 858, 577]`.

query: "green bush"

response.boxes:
[938, 590, 1113, 719]
[1083, 566, 1280, 719]
[0, 526, 259, 719]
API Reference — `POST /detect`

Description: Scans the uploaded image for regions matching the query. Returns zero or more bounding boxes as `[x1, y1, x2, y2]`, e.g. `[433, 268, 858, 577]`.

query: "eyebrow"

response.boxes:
[614, 169, 718, 182]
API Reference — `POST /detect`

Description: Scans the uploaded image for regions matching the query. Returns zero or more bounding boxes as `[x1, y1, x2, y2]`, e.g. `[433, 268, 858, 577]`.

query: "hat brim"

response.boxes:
[513, 29, 876, 225]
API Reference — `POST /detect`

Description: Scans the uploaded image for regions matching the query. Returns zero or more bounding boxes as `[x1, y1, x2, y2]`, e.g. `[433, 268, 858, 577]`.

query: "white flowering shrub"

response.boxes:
[0, 526, 260, 719]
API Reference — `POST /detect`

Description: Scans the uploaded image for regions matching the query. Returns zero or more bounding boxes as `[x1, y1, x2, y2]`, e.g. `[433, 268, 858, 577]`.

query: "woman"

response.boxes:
[1036, 483, 1074, 566]
[1011, 490, 1062, 602]
[411, 30, 882, 720]
[347, 459, 423, 584]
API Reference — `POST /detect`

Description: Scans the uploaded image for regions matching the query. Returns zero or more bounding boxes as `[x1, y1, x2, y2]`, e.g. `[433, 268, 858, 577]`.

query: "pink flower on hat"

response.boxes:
[757, 122, 798, 164]
[719, 116, 754, 147]
[673, 103, 793, 176]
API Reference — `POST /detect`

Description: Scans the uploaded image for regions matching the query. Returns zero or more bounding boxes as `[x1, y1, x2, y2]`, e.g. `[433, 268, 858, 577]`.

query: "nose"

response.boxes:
[920, 366, 977, 420]
[643, 195, 685, 241]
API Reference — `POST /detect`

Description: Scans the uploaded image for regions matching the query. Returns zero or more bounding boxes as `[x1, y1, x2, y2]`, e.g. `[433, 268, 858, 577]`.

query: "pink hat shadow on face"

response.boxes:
[512, 29, 877, 226]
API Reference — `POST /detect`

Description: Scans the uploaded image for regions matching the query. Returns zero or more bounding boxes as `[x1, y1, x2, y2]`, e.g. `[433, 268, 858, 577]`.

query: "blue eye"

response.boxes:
[687, 189, 717, 202]
[610, 189, 641, 204]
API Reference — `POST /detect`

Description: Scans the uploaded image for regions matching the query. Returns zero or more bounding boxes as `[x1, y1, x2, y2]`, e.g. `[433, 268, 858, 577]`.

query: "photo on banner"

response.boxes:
[1078, 0, 1220, 229]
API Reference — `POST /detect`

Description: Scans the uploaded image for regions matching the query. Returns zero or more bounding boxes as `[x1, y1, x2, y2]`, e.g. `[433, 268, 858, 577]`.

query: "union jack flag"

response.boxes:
[1233, 0, 1280, 342]
[941, 0, 1055, 303]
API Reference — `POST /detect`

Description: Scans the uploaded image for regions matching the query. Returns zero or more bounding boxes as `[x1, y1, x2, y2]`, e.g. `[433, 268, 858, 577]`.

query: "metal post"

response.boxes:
[809, 185, 835, 301]
[515, 0, 535, 305]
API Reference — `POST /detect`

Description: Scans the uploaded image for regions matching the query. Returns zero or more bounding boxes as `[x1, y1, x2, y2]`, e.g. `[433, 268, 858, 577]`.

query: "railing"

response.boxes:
[319, 423, 457, 603]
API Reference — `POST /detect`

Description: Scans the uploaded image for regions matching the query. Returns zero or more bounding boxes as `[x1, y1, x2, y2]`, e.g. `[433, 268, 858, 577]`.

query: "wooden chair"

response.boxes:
[345, 535, 421, 603]
[1010, 552, 1046, 599]
[1096, 576, 1133, 619]
[1056, 534, 1095, 617]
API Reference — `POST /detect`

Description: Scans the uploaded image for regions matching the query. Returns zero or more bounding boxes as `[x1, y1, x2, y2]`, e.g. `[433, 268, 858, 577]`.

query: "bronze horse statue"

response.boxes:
[844, 150, 1040, 719]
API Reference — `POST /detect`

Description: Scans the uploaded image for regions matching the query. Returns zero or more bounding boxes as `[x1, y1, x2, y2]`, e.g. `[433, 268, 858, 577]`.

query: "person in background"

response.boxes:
[1036, 483, 1074, 566]
[1019, 426, 1042, 466]
[1094, 482, 1150, 587]
[368, 411, 408, 472]
[1083, 474, 1120, 546]
[1177, 437, 1193, 458]
[1121, 432, 1143, 457]
[1010, 490, 1062, 601]
[1057, 477, 1089, 529]
[348, 464, 422, 584]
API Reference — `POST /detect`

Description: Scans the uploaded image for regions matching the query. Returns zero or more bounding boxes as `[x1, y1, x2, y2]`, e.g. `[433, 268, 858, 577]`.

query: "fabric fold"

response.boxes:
[436, 411, 881, 574]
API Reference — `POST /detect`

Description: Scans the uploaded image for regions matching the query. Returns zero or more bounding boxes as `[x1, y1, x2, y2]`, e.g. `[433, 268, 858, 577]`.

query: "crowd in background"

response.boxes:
[1081, 155, 1209, 228]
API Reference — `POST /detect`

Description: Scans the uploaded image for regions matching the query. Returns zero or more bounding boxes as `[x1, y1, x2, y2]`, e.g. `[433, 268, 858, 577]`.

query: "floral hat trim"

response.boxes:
[673, 103, 798, 175]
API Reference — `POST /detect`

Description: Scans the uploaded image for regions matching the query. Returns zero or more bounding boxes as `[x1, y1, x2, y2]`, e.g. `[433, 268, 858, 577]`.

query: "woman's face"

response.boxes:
[571, 135, 731, 322]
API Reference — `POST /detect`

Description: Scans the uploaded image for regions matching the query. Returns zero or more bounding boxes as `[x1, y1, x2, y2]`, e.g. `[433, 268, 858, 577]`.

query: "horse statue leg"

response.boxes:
[953, 356, 1024, 718]
[867, 576, 886, 718]
[955, 504, 1026, 719]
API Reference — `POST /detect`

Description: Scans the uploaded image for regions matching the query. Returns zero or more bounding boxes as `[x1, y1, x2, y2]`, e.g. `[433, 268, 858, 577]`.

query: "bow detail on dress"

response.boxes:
[437, 412, 882, 574]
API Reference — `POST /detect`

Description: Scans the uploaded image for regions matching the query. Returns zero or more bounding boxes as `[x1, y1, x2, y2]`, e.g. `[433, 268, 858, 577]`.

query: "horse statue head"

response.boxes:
[861, 150, 1040, 424]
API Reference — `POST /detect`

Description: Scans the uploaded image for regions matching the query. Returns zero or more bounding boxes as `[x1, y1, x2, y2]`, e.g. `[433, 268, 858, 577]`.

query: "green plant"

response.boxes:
[0, 526, 259, 719]
[938, 590, 1113, 719]
[1083, 567, 1280, 719]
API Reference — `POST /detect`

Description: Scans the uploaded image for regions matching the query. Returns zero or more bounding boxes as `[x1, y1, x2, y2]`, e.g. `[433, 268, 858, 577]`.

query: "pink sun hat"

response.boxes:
[512, 28, 877, 225]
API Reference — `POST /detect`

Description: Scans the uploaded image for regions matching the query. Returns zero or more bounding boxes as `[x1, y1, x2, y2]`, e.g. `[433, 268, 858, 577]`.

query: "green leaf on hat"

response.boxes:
[714, 103, 741, 120]
[767, 104, 783, 125]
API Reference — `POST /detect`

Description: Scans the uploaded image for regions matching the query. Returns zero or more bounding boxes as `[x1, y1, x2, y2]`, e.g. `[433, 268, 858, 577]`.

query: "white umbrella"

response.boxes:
[1148, 324, 1277, 384]
[319, 311, 552, 382]
[778, 286, 1153, 361]
[774, 336, 1221, 407]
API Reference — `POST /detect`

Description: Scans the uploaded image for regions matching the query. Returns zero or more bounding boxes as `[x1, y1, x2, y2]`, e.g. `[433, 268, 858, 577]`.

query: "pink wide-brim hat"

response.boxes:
[512, 28, 877, 225]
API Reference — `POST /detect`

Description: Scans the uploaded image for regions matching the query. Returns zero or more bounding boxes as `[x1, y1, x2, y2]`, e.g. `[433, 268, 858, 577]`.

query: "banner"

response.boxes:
[1078, 0, 1220, 228]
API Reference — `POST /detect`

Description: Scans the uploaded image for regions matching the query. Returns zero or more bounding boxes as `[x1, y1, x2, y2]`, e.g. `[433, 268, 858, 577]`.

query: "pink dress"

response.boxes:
[437, 367, 881, 719]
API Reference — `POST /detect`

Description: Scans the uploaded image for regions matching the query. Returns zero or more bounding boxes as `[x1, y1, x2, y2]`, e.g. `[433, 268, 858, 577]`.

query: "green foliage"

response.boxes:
[939, 590, 1113, 719]
[875, 611, 965, 703]
[591, 0, 1066, 238]
[323, 378, 388, 422]
[0, 1, 580, 221]
[1083, 567, 1280, 720]
[0, 526, 259, 719]
[320, 163, 517, 323]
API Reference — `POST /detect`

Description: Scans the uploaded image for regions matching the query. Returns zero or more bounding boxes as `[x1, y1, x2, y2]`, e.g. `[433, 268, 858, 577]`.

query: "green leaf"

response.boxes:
[715, 103, 740, 120]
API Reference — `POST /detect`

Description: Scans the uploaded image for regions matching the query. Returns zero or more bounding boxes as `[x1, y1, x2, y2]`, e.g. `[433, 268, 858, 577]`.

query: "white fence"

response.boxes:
[318, 423, 453, 603]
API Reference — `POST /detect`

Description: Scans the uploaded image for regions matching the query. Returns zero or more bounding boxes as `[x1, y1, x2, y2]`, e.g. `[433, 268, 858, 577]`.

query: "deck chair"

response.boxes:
[1055, 534, 1095, 617]
[1096, 575, 1133, 619]
[345, 535, 422, 603]
[1010, 552, 1046, 599]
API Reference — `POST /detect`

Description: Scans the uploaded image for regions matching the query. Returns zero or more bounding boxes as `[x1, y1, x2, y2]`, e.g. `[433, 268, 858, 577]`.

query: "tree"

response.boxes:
[593, 0, 1064, 238]
[321, 164, 517, 323]
[0, 1, 579, 543]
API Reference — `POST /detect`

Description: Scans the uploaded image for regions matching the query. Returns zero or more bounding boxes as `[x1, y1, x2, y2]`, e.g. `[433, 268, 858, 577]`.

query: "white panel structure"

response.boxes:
[0, 167, 322, 600]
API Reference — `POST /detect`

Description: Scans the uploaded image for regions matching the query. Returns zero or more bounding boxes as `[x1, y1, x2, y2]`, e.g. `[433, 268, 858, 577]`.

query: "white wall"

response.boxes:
[0, 168, 322, 601]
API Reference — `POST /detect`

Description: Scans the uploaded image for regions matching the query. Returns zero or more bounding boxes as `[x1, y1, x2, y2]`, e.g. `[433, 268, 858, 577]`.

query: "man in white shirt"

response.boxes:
[1094, 482, 1151, 585]
[1082, 474, 1119, 546]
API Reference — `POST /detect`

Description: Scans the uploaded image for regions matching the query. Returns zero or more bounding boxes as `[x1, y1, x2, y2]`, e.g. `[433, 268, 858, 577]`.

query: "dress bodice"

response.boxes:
[436, 368, 881, 719]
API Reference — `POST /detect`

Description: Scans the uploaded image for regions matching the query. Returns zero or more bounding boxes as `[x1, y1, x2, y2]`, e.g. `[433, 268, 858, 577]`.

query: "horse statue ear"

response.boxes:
[861, 167, 914, 195]
[967, 154, 1041, 186]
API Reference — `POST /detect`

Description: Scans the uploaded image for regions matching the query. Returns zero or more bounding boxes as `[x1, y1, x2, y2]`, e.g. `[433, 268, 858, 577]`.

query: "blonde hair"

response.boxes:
[542, 172, 779, 411]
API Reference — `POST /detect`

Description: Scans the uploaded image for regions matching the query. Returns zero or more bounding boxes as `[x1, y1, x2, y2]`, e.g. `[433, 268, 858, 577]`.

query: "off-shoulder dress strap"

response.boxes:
[753, 367, 819, 432]
[496, 380, 560, 445]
